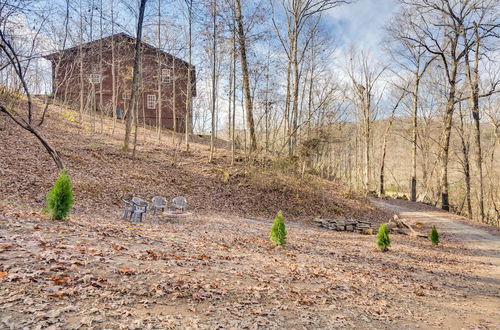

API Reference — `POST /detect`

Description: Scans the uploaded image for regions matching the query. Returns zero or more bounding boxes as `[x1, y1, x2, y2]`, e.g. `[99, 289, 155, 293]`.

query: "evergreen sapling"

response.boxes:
[270, 210, 287, 246]
[430, 225, 439, 246]
[45, 170, 74, 220]
[377, 223, 391, 251]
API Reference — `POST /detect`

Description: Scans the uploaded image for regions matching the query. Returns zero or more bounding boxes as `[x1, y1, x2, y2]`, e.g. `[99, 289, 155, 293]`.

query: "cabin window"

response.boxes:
[90, 73, 101, 84]
[147, 94, 157, 109]
[161, 69, 171, 83]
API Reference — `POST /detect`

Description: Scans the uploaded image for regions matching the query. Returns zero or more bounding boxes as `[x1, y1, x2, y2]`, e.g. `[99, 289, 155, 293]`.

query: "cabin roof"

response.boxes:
[44, 32, 192, 68]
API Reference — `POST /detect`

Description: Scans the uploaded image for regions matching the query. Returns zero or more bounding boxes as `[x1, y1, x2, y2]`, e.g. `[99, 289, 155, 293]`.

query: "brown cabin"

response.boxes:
[44, 33, 196, 132]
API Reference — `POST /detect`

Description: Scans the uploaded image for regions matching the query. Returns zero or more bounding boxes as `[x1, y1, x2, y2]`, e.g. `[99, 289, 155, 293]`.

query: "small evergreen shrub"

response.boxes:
[222, 170, 230, 184]
[430, 225, 439, 246]
[270, 210, 287, 246]
[377, 223, 391, 251]
[45, 170, 74, 220]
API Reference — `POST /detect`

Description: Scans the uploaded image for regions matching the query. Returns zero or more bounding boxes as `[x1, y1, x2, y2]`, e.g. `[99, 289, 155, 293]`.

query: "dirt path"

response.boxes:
[373, 199, 500, 271]
[373, 198, 500, 326]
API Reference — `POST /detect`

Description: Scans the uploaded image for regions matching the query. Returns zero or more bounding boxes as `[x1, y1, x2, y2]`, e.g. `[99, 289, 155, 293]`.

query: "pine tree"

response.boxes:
[270, 210, 287, 246]
[430, 225, 439, 246]
[45, 170, 74, 220]
[377, 223, 391, 251]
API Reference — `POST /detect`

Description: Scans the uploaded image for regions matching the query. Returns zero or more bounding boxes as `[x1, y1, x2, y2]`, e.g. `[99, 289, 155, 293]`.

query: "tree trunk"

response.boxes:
[231, 16, 236, 165]
[208, 0, 217, 162]
[364, 92, 371, 190]
[185, 0, 193, 151]
[463, 23, 484, 222]
[264, 47, 271, 154]
[78, 0, 84, 124]
[98, 0, 104, 134]
[111, 17, 117, 136]
[290, 27, 299, 156]
[156, 0, 162, 144]
[439, 85, 456, 211]
[460, 127, 472, 219]
[172, 58, 177, 145]
[1, 105, 64, 170]
[456, 102, 472, 218]
[379, 90, 404, 196]
[410, 79, 420, 202]
[123, 0, 147, 152]
[284, 60, 291, 152]
[235, 0, 257, 152]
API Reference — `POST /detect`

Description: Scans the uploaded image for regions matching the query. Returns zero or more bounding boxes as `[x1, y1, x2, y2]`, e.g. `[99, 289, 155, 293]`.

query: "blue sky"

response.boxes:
[325, 0, 399, 53]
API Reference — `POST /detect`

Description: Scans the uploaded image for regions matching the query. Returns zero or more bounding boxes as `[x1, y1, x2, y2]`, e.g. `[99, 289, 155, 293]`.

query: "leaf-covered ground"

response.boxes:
[0, 99, 386, 222]
[1, 101, 499, 328]
[1, 202, 499, 329]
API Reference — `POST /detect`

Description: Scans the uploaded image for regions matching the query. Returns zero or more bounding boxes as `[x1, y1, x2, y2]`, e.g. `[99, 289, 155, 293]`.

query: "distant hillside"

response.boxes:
[318, 115, 499, 222]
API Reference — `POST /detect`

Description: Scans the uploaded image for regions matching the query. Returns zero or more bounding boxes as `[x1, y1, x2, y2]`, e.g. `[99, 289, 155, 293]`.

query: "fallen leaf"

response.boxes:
[49, 290, 68, 299]
[117, 266, 136, 275]
[414, 290, 425, 296]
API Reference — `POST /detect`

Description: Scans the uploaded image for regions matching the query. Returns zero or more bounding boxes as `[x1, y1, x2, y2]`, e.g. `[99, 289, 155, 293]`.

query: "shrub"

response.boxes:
[222, 170, 230, 184]
[377, 223, 391, 251]
[270, 210, 287, 246]
[45, 170, 74, 220]
[430, 225, 439, 246]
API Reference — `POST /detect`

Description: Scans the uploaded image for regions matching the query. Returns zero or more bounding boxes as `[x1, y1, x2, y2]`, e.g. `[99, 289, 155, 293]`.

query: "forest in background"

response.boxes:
[1, 0, 499, 226]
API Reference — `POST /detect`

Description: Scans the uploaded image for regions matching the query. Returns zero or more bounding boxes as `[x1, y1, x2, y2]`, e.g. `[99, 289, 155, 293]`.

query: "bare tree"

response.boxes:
[184, 0, 194, 152]
[0, 5, 64, 170]
[455, 101, 472, 218]
[379, 86, 407, 196]
[399, 0, 475, 211]
[387, 12, 436, 201]
[38, 0, 70, 127]
[346, 48, 387, 190]
[272, 0, 351, 156]
[208, 0, 217, 162]
[123, 0, 147, 153]
[234, 0, 257, 151]
[461, 3, 500, 221]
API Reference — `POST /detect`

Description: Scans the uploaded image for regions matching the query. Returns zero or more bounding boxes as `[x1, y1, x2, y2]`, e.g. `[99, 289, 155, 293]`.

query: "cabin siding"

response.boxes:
[46, 33, 195, 133]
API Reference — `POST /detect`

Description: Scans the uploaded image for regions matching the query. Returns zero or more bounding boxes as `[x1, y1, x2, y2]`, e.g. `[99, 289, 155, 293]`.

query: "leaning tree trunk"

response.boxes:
[1, 105, 64, 170]
[0, 29, 65, 171]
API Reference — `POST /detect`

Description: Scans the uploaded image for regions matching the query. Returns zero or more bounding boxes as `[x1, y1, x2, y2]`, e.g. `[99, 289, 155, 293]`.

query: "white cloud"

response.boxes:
[326, 0, 399, 53]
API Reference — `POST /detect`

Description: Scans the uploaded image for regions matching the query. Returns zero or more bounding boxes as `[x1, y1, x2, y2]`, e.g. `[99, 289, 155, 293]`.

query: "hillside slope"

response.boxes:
[0, 100, 387, 223]
[2, 101, 499, 329]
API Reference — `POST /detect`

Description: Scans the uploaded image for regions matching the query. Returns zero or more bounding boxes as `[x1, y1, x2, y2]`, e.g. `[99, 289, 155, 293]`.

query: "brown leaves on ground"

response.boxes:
[0, 202, 498, 329]
[0, 100, 389, 223]
[1, 100, 497, 328]
[117, 266, 137, 275]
